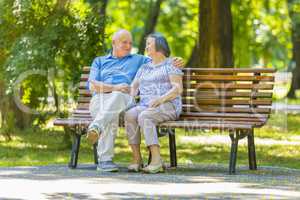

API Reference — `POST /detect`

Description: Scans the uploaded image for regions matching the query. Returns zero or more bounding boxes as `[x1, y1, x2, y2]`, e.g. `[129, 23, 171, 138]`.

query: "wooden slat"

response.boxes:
[78, 97, 92, 103]
[81, 67, 276, 74]
[71, 110, 269, 119]
[82, 66, 91, 73]
[183, 82, 274, 90]
[77, 103, 89, 109]
[182, 105, 271, 114]
[183, 91, 273, 98]
[182, 99, 272, 106]
[81, 74, 89, 81]
[53, 118, 91, 126]
[72, 114, 91, 118]
[178, 116, 267, 123]
[79, 89, 92, 97]
[182, 68, 276, 73]
[159, 120, 253, 130]
[183, 75, 274, 81]
[73, 109, 90, 114]
[180, 112, 268, 118]
[79, 81, 88, 89]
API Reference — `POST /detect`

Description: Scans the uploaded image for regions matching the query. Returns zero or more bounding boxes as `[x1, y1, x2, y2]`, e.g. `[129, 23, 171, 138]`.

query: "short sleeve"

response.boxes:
[87, 57, 102, 90]
[165, 64, 184, 76]
[141, 56, 151, 64]
[135, 64, 147, 79]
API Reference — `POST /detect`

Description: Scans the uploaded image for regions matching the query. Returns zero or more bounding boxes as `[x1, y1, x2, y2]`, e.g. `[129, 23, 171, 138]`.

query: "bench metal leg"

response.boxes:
[229, 130, 239, 174]
[168, 128, 177, 168]
[247, 128, 257, 170]
[93, 142, 98, 165]
[69, 133, 81, 169]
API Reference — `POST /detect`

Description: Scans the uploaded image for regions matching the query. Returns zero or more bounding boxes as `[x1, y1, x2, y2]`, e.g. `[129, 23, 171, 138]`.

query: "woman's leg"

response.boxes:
[138, 102, 177, 166]
[124, 106, 146, 164]
[130, 144, 142, 164]
[148, 145, 161, 165]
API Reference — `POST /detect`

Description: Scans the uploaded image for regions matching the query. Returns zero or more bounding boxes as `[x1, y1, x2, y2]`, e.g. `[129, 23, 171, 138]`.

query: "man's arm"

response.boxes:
[171, 57, 185, 68]
[90, 80, 130, 93]
[87, 57, 130, 94]
[141, 55, 184, 68]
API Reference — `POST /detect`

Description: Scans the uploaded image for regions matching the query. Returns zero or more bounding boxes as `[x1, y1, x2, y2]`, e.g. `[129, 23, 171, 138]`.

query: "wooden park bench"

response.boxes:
[54, 67, 276, 174]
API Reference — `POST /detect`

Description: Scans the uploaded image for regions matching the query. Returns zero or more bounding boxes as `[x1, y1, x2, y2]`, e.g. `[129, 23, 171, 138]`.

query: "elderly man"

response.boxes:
[87, 29, 183, 172]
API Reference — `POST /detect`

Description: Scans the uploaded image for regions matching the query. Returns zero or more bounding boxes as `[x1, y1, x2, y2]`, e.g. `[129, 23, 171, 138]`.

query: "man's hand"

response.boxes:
[90, 80, 100, 92]
[149, 97, 164, 108]
[113, 83, 130, 93]
[172, 57, 185, 68]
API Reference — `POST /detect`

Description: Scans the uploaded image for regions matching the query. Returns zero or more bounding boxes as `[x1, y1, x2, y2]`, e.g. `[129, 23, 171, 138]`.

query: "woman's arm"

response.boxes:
[130, 78, 140, 96]
[149, 74, 183, 107]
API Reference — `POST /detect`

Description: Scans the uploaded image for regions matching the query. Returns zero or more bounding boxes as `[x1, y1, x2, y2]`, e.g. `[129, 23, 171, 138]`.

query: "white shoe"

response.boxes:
[142, 161, 165, 174]
[127, 163, 143, 172]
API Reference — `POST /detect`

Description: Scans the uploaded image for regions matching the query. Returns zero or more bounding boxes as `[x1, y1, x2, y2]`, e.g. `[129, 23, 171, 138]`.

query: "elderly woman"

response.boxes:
[124, 33, 183, 173]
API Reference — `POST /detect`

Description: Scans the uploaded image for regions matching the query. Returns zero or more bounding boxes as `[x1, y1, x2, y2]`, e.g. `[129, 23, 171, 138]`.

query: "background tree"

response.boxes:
[188, 0, 233, 68]
[200, 0, 233, 67]
[0, 0, 106, 139]
[287, 0, 300, 98]
[138, 0, 164, 54]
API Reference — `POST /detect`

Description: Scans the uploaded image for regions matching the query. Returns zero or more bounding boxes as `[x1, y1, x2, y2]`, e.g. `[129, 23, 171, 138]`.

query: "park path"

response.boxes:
[272, 102, 300, 113]
[0, 164, 300, 200]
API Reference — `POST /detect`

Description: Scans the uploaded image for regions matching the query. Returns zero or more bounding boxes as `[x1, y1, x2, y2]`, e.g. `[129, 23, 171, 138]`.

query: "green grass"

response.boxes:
[1, 113, 300, 169]
[274, 98, 300, 105]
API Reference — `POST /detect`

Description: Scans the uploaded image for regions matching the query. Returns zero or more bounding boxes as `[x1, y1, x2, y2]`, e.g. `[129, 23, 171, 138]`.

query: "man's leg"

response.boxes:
[89, 91, 134, 171]
[87, 93, 105, 144]
[90, 92, 133, 129]
[97, 117, 118, 163]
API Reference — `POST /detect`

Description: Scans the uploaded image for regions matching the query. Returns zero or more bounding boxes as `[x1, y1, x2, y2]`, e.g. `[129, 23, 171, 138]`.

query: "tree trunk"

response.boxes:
[287, 0, 300, 98]
[187, 0, 201, 67]
[199, 0, 233, 68]
[98, 0, 108, 52]
[138, 0, 164, 54]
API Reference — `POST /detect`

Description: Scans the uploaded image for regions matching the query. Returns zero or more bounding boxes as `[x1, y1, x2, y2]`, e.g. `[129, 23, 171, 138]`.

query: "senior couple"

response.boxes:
[87, 29, 183, 173]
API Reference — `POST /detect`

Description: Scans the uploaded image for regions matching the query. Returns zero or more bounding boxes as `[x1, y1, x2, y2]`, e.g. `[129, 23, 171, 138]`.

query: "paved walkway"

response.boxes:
[272, 102, 300, 113]
[1, 164, 300, 199]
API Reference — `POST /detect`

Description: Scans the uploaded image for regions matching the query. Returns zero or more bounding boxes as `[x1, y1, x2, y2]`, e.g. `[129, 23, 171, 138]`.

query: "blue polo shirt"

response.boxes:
[87, 53, 151, 90]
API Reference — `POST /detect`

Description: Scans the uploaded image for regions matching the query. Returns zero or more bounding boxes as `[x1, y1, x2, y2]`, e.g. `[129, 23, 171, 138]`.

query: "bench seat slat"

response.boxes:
[83, 67, 277, 74]
[54, 118, 92, 126]
[181, 112, 268, 118]
[184, 91, 273, 98]
[159, 121, 253, 130]
[182, 106, 271, 113]
[182, 99, 272, 106]
[183, 75, 274, 81]
[54, 118, 256, 130]
[183, 68, 276, 73]
[183, 82, 274, 90]
[179, 116, 267, 123]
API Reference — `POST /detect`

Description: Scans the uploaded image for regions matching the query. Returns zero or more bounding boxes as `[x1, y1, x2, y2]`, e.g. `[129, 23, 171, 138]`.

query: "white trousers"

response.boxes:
[89, 91, 134, 162]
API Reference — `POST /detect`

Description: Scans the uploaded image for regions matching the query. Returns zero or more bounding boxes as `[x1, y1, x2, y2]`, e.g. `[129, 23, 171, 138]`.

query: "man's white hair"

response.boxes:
[112, 29, 132, 41]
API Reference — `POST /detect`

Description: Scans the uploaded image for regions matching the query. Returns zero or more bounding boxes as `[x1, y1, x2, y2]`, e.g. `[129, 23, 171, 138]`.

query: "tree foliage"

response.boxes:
[0, 0, 106, 130]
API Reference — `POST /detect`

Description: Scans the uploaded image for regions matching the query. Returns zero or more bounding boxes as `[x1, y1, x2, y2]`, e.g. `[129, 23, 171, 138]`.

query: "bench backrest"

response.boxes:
[77, 67, 276, 127]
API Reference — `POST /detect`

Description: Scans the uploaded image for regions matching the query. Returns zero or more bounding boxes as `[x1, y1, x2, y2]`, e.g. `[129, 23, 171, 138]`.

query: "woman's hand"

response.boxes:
[172, 57, 185, 68]
[149, 97, 164, 108]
